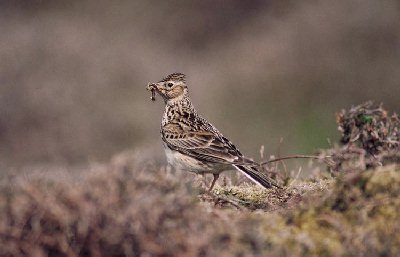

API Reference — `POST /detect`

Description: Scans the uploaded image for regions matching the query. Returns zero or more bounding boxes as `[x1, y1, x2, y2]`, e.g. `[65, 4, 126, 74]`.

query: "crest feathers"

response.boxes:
[160, 73, 186, 83]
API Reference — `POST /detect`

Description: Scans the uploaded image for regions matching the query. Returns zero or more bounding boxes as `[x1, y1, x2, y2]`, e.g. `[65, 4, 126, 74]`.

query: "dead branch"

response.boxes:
[261, 155, 334, 166]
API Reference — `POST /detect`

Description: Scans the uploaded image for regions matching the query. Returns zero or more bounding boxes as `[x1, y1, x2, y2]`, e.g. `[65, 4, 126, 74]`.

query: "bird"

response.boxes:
[146, 73, 281, 191]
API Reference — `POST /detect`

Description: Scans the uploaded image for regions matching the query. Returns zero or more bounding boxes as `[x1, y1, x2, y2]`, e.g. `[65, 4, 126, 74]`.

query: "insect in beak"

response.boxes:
[146, 83, 157, 101]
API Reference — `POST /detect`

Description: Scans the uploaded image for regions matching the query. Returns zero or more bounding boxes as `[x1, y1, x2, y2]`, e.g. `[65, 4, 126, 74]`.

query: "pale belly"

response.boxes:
[163, 145, 227, 175]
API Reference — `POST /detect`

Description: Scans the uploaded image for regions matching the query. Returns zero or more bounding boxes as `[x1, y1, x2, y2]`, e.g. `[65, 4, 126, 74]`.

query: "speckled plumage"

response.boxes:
[147, 73, 281, 190]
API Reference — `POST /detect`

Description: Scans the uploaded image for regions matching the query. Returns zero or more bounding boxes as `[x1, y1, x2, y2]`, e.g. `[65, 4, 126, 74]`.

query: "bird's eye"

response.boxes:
[167, 82, 174, 88]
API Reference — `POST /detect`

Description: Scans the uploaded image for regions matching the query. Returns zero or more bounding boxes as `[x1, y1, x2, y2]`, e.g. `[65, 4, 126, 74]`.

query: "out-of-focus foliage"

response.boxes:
[1, 0, 399, 165]
[0, 151, 399, 256]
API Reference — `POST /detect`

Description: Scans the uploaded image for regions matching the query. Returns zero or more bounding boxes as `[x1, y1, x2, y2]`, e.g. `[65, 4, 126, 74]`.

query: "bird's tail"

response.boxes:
[233, 164, 282, 189]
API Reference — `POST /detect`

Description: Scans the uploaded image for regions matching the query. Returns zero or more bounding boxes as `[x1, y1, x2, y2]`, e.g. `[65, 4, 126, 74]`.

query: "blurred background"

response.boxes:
[1, 0, 399, 168]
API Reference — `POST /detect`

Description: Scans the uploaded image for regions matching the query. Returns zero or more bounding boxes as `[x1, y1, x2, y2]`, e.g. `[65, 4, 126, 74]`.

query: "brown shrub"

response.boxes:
[1, 150, 399, 256]
[321, 102, 400, 172]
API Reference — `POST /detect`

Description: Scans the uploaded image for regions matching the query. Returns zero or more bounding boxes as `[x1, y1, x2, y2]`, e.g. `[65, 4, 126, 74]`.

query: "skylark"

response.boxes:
[147, 73, 281, 191]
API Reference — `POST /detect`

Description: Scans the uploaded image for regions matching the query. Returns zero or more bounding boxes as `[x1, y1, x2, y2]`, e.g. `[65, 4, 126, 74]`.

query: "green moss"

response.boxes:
[365, 168, 400, 196]
[282, 166, 400, 256]
[211, 179, 333, 211]
[214, 185, 276, 209]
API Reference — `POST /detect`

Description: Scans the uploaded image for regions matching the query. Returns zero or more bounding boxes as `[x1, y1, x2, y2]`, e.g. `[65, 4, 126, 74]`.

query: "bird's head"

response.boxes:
[146, 73, 188, 103]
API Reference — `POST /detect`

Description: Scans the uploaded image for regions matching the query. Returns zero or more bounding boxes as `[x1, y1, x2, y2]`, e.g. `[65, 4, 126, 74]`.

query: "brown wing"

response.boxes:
[162, 123, 254, 165]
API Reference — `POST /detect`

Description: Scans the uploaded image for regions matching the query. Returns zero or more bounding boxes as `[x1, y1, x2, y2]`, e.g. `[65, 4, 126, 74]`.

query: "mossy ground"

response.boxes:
[1, 151, 399, 257]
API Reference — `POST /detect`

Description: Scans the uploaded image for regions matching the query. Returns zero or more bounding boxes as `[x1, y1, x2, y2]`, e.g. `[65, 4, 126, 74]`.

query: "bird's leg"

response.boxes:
[198, 173, 206, 188]
[208, 174, 219, 192]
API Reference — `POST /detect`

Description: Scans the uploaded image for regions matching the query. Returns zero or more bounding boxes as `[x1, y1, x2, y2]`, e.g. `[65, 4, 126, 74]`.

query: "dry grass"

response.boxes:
[0, 149, 399, 256]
